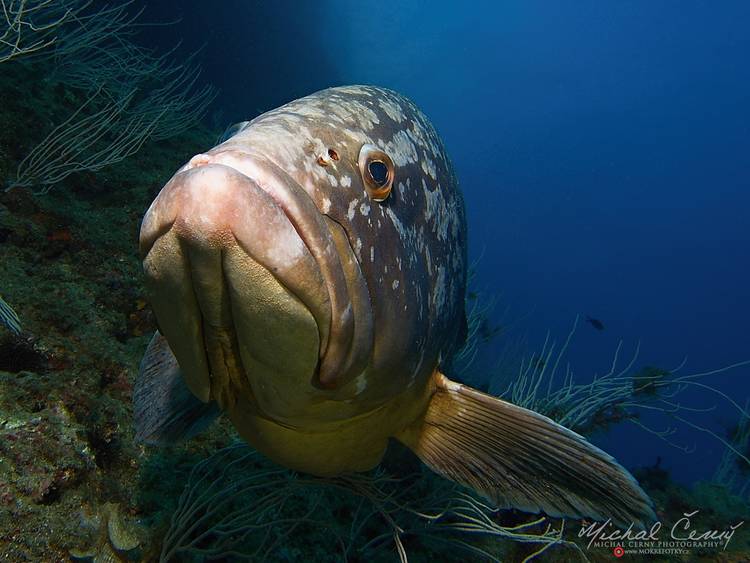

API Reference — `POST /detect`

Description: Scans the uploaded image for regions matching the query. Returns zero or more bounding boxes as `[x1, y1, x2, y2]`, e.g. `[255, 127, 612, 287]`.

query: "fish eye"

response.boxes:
[358, 144, 394, 202]
[368, 160, 388, 186]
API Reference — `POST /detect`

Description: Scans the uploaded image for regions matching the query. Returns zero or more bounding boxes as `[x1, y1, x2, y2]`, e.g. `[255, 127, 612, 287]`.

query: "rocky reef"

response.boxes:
[0, 55, 228, 560]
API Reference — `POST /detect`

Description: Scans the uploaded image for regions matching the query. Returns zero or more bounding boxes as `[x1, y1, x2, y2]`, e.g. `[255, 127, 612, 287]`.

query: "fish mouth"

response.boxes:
[139, 150, 372, 409]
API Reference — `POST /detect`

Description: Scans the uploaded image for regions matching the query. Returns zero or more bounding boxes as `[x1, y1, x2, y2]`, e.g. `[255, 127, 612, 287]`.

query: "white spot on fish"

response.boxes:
[379, 130, 418, 166]
[411, 349, 426, 384]
[321, 197, 331, 213]
[421, 156, 437, 179]
[359, 201, 370, 216]
[353, 103, 380, 130]
[432, 266, 448, 317]
[379, 97, 405, 123]
[341, 175, 352, 188]
[347, 200, 357, 220]
[423, 179, 452, 242]
[354, 374, 368, 395]
[392, 280, 400, 290]
[341, 303, 352, 323]
[370, 247, 375, 262]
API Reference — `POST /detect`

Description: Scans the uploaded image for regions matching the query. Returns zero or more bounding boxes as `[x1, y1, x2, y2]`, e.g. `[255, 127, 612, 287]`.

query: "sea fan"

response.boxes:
[0, 294, 21, 334]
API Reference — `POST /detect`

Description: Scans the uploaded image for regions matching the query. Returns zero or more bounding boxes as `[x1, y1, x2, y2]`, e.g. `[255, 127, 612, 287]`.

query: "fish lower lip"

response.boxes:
[140, 162, 329, 401]
[140, 152, 370, 394]
[195, 149, 372, 390]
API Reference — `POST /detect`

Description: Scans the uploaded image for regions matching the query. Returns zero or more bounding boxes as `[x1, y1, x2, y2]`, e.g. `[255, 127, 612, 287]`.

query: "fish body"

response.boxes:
[139, 85, 466, 473]
[136, 86, 655, 526]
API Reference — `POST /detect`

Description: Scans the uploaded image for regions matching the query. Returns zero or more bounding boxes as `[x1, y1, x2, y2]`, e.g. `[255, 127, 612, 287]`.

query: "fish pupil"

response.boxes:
[368, 160, 388, 186]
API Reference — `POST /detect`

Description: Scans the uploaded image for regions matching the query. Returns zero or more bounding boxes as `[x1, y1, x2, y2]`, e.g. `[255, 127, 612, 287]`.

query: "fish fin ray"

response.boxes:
[134, 331, 220, 445]
[396, 372, 656, 528]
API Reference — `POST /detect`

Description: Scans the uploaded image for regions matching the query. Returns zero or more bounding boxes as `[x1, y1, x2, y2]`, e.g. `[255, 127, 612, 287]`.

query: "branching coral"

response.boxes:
[489, 315, 750, 450]
[8, 85, 162, 192]
[713, 400, 750, 500]
[0, 293, 21, 333]
[157, 443, 585, 562]
[0, 0, 80, 64]
[3, 1, 217, 193]
[450, 289, 498, 373]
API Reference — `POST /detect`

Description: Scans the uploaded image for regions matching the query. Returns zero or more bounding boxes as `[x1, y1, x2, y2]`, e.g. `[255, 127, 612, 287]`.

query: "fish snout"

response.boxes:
[139, 162, 329, 409]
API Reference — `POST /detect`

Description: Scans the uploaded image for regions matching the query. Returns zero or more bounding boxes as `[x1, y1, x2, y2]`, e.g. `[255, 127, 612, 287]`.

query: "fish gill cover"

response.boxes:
[0, 1, 749, 562]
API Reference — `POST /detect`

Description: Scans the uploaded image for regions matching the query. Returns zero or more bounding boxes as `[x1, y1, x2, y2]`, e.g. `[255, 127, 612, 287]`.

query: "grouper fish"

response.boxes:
[135, 85, 655, 527]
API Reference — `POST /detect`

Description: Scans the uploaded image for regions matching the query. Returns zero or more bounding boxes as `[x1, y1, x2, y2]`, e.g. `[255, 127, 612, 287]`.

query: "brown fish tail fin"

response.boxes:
[396, 372, 655, 528]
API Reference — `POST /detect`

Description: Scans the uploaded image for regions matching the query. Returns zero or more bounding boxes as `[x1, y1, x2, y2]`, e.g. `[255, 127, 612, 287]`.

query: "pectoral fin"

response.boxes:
[134, 331, 220, 445]
[396, 372, 656, 528]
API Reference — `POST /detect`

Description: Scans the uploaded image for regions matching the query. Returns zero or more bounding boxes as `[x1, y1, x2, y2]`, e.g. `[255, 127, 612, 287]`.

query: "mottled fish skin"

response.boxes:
[140, 85, 467, 430]
[138, 87, 657, 528]
[223, 85, 468, 403]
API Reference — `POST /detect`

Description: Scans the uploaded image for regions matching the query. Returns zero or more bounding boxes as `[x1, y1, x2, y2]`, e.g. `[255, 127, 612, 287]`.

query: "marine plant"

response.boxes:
[449, 287, 498, 373]
[449, 259, 512, 377]
[489, 315, 750, 444]
[0, 293, 21, 334]
[7, 85, 163, 193]
[2, 0, 217, 193]
[631, 365, 671, 396]
[156, 443, 583, 563]
[713, 400, 750, 500]
[0, 0, 81, 64]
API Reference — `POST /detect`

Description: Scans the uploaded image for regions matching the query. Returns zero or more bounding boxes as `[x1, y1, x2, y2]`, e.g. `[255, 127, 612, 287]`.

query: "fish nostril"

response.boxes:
[188, 154, 212, 168]
[327, 148, 339, 161]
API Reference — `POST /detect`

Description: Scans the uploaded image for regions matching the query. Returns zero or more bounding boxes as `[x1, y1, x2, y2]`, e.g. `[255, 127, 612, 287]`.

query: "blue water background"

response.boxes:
[142, 1, 750, 485]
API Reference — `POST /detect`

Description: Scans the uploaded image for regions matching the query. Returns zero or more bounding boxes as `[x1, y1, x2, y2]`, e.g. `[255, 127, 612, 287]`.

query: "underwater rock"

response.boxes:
[0, 333, 48, 373]
[69, 502, 141, 562]
[0, 52, 217, 559]
[0, 392, 95, 505]
[0, 373, 100, 557]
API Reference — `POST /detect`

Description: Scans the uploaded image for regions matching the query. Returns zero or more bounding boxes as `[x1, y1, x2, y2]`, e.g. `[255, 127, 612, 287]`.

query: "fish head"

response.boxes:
[139, 86, 467, 423]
